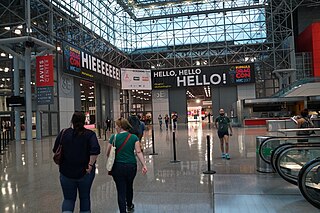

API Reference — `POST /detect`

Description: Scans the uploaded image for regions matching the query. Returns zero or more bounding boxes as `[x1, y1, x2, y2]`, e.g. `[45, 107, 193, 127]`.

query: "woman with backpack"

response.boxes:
[296, 109, 315, 142]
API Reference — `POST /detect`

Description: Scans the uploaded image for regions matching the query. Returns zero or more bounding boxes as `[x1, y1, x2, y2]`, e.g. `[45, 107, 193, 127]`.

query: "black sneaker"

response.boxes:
[127, 204, 134, 212]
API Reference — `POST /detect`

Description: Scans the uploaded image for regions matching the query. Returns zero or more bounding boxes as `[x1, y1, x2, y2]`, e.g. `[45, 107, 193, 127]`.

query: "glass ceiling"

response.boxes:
[56, 0, 267, 52]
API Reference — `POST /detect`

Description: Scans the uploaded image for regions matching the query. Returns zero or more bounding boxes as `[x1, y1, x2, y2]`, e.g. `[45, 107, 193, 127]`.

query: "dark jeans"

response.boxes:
[112, 162, 137, 213]
[165, 121, 169, 129]
[60, 168, 95, 213]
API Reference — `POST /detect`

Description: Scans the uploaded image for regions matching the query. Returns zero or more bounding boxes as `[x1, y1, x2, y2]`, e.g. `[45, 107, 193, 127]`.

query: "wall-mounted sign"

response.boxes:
[36, 55, 54, 105]
[152, 64, 254, 89]
[6, 96, 25, 107]
[63, 42, 121, 88]
[121, 68, 152, 90]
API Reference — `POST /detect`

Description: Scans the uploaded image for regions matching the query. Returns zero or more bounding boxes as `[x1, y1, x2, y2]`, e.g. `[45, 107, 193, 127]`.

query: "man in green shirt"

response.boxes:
[215, 108, 233, 160]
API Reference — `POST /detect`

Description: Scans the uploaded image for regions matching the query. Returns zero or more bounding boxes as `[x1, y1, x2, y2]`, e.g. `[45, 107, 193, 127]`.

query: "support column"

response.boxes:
[36, 108, 41, 140]
[25, 46, 32, 141]
[13, 57, 21, 141]
[112, 88, 121, 120]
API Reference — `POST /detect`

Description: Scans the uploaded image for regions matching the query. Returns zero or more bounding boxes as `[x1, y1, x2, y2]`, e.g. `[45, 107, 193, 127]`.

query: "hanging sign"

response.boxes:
[36, 55, 54, 105]
[63, 42, 121, 88]
[121, 68, 152, 90]
[151, 64, 254, 89]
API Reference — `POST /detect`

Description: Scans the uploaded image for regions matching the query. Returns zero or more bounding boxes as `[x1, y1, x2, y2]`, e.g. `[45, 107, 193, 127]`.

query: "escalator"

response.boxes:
[258, 137, 320, 209]
[258, 135, 320, 165]
[271, 143, 320, 185]
[298, 158, 320, 209]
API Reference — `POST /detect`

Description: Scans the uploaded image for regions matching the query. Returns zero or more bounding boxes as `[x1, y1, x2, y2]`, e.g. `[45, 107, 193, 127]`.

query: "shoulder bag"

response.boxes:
[53, 128, 66, 165]
[106, 133, 131, 172]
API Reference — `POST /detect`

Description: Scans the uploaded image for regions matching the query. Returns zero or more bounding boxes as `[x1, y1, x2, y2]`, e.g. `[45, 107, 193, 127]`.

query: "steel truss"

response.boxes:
[0, 0, 133, 68]
[0, 0, 318, 98]
[128, 0, 314, 97]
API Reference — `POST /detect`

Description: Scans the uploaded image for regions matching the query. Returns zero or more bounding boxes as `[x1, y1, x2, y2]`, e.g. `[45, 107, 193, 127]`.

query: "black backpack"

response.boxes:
[128, 116, 141, 136]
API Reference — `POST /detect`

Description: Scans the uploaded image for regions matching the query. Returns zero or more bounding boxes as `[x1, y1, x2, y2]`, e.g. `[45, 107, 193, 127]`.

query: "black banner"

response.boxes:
[152, 64, 255, 89]
[62, 42, 121, 88]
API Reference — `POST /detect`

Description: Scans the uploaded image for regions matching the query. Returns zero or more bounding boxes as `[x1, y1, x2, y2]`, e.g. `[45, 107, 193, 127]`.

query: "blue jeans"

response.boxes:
[60, 168, 95, 213]
[112, 163, 137, 213]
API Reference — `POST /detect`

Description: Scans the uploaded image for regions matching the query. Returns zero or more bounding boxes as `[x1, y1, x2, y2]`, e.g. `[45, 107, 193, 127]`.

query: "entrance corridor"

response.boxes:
[0, 123, 319, 212]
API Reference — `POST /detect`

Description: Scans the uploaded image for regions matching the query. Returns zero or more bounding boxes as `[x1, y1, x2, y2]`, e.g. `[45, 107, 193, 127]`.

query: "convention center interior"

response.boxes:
[0, 0, 320, 212]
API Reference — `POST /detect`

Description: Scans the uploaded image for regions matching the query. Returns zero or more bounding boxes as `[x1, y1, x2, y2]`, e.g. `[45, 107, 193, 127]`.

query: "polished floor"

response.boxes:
[0, 123, 319, 212]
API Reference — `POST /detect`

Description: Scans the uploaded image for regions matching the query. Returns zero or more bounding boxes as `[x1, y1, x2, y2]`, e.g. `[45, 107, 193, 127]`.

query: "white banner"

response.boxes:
[121, 68, 152, 90]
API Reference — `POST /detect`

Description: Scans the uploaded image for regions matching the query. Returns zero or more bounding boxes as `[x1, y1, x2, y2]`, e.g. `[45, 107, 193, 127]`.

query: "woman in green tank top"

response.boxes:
[106, 118, 147, 213]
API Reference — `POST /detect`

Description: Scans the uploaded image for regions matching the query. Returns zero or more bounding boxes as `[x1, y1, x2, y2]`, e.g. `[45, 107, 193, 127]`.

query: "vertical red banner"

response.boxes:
[36, 55, 54, 87]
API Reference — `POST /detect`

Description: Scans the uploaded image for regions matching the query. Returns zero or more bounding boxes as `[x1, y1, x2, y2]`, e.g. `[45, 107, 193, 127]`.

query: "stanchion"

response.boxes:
[203, 135, 216, 174]
[5, 130, 9, 146]
[149, 126, 158, 155]
[0, 131, 3, 155]
[170, 131, 180, 163]
[6, 130, 10, 145]
[2, 131, 7, 151]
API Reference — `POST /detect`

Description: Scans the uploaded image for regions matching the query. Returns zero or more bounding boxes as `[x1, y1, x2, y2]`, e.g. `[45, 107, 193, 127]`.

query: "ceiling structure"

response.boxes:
[0, 0, 319, 99]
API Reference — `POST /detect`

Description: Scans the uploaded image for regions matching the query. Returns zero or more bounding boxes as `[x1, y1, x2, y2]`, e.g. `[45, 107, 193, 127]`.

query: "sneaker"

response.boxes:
[127, 204, 134, 212]
[225, 153, 230, 160]
[221, 153, 226, 158]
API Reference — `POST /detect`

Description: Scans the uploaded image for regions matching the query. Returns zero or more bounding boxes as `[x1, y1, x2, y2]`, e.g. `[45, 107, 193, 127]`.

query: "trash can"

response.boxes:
[256, 136, 274, 173]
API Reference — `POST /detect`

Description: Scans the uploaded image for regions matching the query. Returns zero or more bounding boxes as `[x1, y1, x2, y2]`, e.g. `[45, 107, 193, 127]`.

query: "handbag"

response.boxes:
[106, 134, 117, 171]
[53, 129, 66, 165]
[106, 133, 132, 172]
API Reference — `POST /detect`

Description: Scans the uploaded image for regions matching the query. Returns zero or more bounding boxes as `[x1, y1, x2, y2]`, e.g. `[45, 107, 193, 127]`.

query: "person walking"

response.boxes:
[53, 111, 101, 213]
[164, 114, 170, 130]
[106, 118, 147, 213]
[172, 112, 178, 130]
[128, 111, 141, 137]
[215, 109, 233, 160]
[105, 117, 111, 131]
[158, 114, 163, 130]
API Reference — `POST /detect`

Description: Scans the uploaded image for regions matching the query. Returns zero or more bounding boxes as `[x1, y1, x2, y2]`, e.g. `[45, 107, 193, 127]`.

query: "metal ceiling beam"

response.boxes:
[135, 4, 266, 21]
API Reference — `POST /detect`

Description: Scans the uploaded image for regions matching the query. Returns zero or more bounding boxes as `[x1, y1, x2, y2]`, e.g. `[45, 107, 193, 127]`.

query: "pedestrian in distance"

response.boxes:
[215, 108, 233, 160]
[171, 112, 178, 130]
[106, 118, 147, 213]
[158, 114, 163, 130]
[53, 111, 101, 213]
[164, 114, 170, 130]
[105, 117, 111, 131]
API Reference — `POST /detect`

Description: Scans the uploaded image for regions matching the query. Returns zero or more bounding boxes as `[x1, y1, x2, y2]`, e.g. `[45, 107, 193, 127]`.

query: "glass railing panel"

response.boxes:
[277, 147, 320, 184]
[259, 136, 320, 164]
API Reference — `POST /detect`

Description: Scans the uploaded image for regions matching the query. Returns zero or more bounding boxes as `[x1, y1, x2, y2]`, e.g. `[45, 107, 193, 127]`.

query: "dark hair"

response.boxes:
[301, 108, 309, 118]
[71, 111, 86, 134]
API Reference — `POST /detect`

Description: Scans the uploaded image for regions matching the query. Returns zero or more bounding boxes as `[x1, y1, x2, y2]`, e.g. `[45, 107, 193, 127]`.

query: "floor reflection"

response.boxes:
[0, 123, 318, 212]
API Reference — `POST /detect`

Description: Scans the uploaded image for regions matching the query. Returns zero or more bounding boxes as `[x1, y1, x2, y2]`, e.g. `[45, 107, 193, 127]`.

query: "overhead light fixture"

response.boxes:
[14, 29, 21, 35]
[0, 53, 6, 57]
[8, 54, 13, 59]
[4, 27, 10, 30]
[17, 25, 23, 29]
[196, 99, 201, 103]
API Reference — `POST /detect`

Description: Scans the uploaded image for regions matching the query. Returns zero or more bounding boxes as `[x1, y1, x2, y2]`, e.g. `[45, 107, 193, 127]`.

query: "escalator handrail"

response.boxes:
[271, 143, 294, 173]
[258, 135, 320, 164]
[273, 143, 320, 185]
[298, 157, 320, 209]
